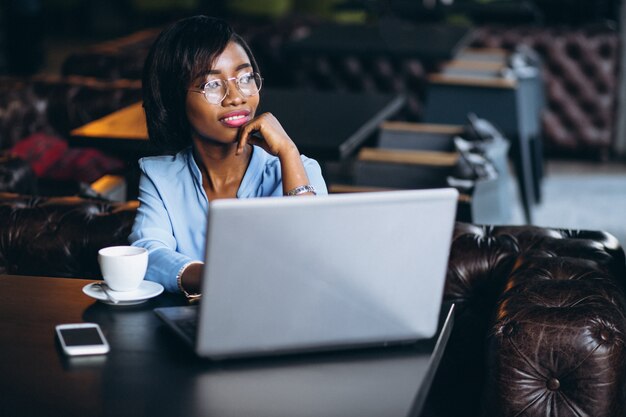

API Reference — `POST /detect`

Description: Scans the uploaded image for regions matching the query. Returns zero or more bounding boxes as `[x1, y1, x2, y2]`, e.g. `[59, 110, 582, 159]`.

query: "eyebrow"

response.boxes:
[207, 63, 252, 75]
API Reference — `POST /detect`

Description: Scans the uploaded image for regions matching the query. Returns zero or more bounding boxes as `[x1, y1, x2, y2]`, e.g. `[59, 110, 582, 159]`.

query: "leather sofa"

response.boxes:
[1, 192, 624, 416]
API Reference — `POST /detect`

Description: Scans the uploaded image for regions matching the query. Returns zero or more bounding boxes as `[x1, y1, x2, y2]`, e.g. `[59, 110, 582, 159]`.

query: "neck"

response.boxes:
[192, 141, 252, 198]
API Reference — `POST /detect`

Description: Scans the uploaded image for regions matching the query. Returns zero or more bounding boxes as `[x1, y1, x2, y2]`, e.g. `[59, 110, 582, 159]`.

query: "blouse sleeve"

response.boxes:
[128, 171, 196, 293]
[302, 156, 328, 196]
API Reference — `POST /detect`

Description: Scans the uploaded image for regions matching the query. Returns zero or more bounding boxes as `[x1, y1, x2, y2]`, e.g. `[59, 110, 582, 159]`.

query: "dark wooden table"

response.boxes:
[70, 89, 405, 162]
[0, 274, 453, 417]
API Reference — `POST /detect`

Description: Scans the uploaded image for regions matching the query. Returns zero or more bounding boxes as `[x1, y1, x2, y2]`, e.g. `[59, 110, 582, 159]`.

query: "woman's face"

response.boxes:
[185, 41, 260, 145]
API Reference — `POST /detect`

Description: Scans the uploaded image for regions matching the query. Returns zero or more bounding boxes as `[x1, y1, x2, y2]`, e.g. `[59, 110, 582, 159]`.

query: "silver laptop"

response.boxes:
[155, 188, 458, 359]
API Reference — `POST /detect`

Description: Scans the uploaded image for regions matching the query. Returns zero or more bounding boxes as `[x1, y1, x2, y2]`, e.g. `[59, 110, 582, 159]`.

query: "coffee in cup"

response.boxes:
[98, 246, 148, 292]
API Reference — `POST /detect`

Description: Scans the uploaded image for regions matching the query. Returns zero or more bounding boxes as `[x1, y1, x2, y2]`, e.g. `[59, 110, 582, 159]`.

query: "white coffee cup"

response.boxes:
[98, 246, 148, 292]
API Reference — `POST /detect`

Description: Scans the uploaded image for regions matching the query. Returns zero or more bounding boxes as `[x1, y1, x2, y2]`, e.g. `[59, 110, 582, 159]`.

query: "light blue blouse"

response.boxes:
[129, 145, 328, 292]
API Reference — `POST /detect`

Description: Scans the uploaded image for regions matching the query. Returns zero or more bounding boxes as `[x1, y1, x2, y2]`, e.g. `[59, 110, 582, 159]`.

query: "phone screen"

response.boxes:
[59, 327, 106, 346]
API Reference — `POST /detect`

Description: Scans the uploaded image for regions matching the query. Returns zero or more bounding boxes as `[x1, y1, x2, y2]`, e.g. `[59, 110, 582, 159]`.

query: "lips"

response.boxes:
[219, 110, 251, 128]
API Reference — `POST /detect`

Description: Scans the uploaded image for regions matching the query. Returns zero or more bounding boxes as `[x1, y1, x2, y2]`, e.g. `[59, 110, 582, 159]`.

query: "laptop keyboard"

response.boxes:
[176, 316, 198, 341]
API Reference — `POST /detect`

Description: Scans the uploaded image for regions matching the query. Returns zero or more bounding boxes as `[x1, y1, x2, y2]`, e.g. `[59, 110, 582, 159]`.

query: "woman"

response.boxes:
[129, 16, 327, 298]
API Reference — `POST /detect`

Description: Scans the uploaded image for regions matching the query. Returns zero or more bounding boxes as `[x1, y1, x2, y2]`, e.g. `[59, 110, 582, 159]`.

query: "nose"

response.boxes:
[221, 78, 246, 106]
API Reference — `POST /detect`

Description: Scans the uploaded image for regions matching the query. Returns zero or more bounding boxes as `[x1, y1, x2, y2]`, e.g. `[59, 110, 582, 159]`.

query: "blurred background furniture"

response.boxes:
[0, 1, 622, 227]
[330, 117, 511, 225]
[283, 18, 470, 63]
[3, 0, 620, 159]
[60, 28, 162, 80]
[0, 75, 142, 150]
[0, 152, 126, 201]
[0, 191, 624, 416]
[469, 23, 619, 160]
[69, 102, 153, 158]
[0, 75, 141, 198]
[423, 46, 543, 224]
[381, 118, 512, 224]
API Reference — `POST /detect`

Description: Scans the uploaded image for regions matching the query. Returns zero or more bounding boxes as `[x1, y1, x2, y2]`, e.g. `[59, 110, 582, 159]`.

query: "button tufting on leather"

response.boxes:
[546, 378, 561, 391]
[502, 322, 516, 337]
[599, 329, 612, 343]
[469, 25, 618, 158]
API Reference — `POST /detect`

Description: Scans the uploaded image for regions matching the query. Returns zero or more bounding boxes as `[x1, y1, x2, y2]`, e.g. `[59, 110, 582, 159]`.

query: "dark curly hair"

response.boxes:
[142, 16, 259, 153]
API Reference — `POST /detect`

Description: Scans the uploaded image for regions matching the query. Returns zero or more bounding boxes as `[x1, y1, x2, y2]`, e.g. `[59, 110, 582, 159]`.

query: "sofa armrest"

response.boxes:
[0, 193, 138, 278]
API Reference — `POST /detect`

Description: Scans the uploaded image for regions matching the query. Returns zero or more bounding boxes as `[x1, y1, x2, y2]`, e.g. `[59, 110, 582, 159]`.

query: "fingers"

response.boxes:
[237, 112, 292, 156]
[237, 117, 260, 155]
[238, 113, 269, 155]
[236, 126, 249, 155]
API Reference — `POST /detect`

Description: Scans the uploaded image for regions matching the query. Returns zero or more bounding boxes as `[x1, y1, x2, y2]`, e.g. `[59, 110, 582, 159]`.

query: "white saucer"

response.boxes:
[83, 281, 164, 305]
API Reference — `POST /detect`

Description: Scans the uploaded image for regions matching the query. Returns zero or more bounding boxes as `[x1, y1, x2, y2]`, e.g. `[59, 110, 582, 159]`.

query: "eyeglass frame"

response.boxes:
[188, 72, 263, 105]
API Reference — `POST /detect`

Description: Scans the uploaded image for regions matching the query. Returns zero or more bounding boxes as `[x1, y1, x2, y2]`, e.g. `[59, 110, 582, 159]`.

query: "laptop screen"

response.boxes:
[192, 188, 457, 359]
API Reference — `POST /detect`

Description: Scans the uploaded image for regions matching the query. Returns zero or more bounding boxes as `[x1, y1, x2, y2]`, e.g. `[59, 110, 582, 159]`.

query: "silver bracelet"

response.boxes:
[176, 261, 203, 301]
[285, 184, 316, 196]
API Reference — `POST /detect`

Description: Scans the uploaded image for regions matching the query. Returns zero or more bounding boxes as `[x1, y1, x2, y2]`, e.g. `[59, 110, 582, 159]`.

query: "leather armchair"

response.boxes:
[0, 193, 624, 416]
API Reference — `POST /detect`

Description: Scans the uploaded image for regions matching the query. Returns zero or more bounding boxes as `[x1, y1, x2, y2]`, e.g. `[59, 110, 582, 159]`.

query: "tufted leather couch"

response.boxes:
[469, 24, 620, 159]
[1, 192, 624, 416]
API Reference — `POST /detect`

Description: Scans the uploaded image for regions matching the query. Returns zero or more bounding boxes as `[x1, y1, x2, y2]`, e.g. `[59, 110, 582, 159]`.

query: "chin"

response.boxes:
[194, 130, 239, 146]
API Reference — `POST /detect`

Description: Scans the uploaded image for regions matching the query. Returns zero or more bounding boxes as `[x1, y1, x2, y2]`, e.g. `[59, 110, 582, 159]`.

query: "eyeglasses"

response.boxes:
[189, 72, 263, 105]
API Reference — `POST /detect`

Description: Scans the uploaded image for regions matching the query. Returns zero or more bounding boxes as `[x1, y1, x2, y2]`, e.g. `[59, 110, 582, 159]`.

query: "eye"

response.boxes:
[204, 80, 222, 90]
[238, 73, 253, 85]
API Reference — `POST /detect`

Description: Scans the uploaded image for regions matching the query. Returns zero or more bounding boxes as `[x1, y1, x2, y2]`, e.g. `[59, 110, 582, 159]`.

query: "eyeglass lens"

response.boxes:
[204, 73, 262, 104]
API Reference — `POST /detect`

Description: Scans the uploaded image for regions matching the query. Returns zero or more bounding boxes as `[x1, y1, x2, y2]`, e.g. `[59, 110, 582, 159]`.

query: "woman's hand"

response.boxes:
[237, 112, 313, 196]
[237, 112, 298, 158]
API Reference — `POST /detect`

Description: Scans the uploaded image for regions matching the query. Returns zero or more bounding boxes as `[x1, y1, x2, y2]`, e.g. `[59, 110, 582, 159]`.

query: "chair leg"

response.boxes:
[511, 134, 535, 224]
[530, 134, 544, 204]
